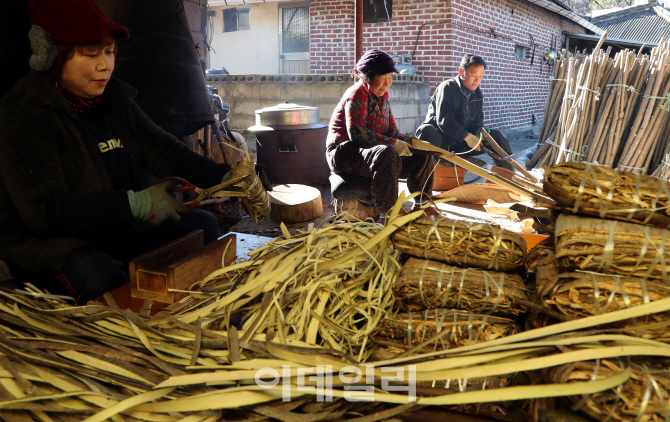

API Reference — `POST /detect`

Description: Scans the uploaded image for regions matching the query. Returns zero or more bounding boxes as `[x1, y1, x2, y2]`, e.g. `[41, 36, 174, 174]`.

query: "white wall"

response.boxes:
[209, 2, 280, 74]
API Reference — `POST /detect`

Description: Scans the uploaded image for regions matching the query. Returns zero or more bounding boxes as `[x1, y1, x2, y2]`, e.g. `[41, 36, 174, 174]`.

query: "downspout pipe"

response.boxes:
[355, 0, 363, 64]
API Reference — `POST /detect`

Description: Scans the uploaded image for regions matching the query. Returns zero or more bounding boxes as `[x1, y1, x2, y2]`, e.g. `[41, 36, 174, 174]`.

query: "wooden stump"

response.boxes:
[332, 198, 379, 221]
[269, 184, 323, 223]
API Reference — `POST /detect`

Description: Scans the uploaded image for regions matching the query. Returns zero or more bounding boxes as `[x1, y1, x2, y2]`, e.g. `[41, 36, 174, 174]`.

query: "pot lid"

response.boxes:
[249, 101, 323, 130]
[248, 122, 328, 132]
[256, 102, 318, 113]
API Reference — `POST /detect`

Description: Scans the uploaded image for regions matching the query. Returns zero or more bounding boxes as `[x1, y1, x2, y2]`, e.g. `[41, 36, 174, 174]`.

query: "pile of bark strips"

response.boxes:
[530, 34, 670, 178]
[5, 194, 670, 421]
[527, 162, 670, 421]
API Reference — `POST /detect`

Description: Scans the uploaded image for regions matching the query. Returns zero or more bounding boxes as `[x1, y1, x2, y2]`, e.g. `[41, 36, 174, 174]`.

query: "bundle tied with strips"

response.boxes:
[526, 236, 556, 272]
[555, 214, 670, 281]
[371, 308, 520, 354]
[526, 237, 559, 298]
[551, 359, 670, 422]
[418, 374, 526, 422]
[226, 151, 271, 222]
[540, 271, 670, 342]
[393, 257, 528, 316]
[544, 162, 670, 229]
[390, 215, 527, 272]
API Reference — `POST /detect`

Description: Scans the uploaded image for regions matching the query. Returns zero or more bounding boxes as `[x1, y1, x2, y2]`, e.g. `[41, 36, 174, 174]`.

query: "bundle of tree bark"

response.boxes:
[370, 307, 523, 421]
[544, 162, 670, 228]
[551, 359, 670, 421]
[390, 215, 527, 272]
[393, 257, 529, 316]
[527, 177, 670, 419]
[371, 309, 520, 354]
[539, 271, 670, 342]
[555, 214, 670, 280]
[415, 373, 528, 422]
[530, 35, 670, 177]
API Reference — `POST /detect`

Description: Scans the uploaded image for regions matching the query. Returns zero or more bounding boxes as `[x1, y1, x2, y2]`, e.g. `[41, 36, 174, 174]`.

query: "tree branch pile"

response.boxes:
[530, 35, 670, 178]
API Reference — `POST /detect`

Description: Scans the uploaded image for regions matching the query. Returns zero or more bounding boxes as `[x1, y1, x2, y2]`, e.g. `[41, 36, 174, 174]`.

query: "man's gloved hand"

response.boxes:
[127, 179, 189, 225]
[255, 164, 273, 191]
[392, 140, 413, 156]
[464, 133, 482, 151]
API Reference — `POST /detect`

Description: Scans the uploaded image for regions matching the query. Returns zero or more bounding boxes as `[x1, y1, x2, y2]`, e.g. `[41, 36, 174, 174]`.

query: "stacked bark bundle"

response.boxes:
[386, 217, 529, 346]
[544, 162, 670, 227]
[371, 307, 521, 354]
[542, 163, 670, 333]
[530, 162, 670, 420]
[374, 257, 528, 355]
[390, 215, 527, 271]
[371, 217, 530, 420]
[551, 359, 670, 421]
[392, 258, 528, 315]
[530, 37, 670, 177]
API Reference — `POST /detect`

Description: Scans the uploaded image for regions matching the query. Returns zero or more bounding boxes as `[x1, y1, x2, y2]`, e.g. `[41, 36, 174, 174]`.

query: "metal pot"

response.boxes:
[249, 102, 330, 187]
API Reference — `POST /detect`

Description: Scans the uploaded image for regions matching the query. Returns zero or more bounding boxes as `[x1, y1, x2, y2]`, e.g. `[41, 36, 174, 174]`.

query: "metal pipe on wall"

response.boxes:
[355, 0, 363, 64]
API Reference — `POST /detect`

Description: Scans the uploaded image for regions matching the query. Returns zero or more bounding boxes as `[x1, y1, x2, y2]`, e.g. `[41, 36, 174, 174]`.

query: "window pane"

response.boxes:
[282, 6, 309, 53]
[238, 10, 249, 28]
[223, 9, 237, 32]
[364, 0, 392, 24]
[515, 46, 526, 58]
[376, 0, 392, 21]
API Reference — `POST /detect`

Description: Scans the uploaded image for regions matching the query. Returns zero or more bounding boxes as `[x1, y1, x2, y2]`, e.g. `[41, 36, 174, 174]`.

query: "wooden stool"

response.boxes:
[269, 184, 324, 223]
[329, 173, 379, 221]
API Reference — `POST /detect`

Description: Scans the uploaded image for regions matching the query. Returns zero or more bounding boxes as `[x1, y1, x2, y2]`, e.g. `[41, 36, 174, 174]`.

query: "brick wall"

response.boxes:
[310, 0, 587, 130]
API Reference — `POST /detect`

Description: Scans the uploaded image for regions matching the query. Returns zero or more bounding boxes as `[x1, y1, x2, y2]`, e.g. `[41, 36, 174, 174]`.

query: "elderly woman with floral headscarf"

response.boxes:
[326, 49, 437, 225]
[0, 0, 270, 304]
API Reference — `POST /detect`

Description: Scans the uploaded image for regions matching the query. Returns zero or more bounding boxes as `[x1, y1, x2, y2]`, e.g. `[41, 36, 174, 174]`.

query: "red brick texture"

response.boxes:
[310, 0, 587, 130]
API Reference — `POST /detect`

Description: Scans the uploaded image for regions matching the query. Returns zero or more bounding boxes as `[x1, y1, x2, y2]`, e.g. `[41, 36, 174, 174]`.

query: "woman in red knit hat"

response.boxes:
[326, 49, 438, 225]
[0, 0, 253, 304]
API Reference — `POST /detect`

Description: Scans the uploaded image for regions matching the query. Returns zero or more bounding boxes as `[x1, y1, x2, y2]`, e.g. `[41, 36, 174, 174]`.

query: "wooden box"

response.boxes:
[130, 231, 236, 304]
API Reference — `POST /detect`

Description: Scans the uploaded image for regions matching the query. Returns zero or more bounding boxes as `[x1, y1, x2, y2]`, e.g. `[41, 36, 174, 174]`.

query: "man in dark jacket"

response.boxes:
[415, 54, 513, 170]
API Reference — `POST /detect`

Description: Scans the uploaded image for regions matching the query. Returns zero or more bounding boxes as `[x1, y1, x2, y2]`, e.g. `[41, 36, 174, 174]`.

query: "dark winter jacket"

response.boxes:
[418, 75, 484, 148]
[0, 71, 230, 272]
[326, 80, 413, 149]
